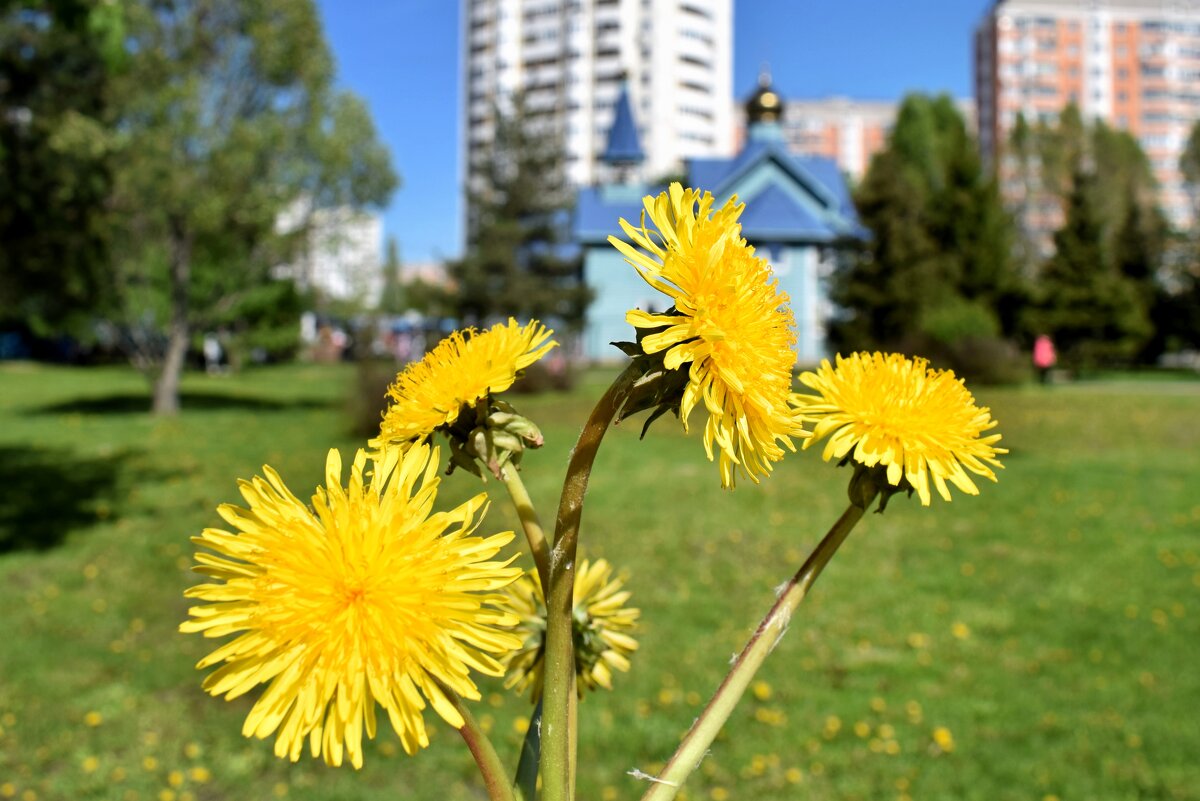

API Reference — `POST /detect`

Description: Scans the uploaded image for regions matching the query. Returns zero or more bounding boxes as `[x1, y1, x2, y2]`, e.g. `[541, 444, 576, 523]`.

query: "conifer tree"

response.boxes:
[1011, 109, 1166, 364]
[449, 95, 590, 331]
[1034, 169, 1149, 366]
[1157, 119, 1200, 354]
[831, 147, 936, 348]
[379, 238, 406, 316]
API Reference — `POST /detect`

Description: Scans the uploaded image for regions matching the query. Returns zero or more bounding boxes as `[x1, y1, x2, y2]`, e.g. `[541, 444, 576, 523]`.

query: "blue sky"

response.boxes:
[315, 0, 994, 265]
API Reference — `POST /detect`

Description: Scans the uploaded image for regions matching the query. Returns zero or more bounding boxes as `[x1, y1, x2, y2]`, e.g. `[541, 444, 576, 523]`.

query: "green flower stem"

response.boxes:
[639, 495, 876, 801]
[541, 361, 642, 801]
[502, 467, 552, 591]
[450, 690, 517, 801]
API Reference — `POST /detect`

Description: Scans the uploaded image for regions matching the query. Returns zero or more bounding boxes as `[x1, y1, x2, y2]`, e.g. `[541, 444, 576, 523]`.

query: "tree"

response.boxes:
[1113, 197, 1165, 315]
[830, 147, 935, 348]
[0, 0, 123, 335]
[1179, 119, 1200, 212]
[449, 95, 589, 331]
[379, 237, 406, 316]
[1008, 108, 1167, 364]
[1160, 119, 1200, 354]
[1032, 169, 1149, 367]
[110, 0, 397, 413]
[830, 94, 1023, 357]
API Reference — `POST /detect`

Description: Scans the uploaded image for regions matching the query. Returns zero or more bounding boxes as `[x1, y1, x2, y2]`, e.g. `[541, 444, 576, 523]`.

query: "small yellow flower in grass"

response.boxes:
[796, 352, 1006, 506]
[180, 443, 523, 768]
[609, 183, 808, 488]
[378, 319, 556, 446]
[504, 559, 639, 700]
[932, 726, 956, 753]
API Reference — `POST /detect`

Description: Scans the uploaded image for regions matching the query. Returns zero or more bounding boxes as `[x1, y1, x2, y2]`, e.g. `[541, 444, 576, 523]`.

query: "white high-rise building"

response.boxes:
[461, 0, 734, 198]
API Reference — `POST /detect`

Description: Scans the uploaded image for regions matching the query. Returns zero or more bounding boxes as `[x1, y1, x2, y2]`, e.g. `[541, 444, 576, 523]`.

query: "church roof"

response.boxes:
[736, 183, 839, 242]
[576, 136, 865, 245]
[600, 82, 644, 165]
[576, 184, 660, 244]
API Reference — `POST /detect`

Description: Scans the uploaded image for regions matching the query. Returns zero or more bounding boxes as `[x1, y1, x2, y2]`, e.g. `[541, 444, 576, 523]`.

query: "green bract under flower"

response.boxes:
[503, 559, 639, 700]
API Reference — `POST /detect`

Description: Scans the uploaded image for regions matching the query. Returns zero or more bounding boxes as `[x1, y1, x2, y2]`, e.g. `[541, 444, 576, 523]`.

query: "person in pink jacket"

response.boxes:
[1033, 334, 1057, 384]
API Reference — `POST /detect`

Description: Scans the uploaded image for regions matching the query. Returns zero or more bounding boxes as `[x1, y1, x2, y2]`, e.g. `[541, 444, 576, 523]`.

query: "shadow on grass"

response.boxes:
[0, 446, 163, 552]
[30, 391, 334, 415]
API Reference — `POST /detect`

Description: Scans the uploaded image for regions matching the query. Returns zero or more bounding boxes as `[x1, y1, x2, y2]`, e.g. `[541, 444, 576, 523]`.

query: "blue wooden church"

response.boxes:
[573, 76, 865, 364]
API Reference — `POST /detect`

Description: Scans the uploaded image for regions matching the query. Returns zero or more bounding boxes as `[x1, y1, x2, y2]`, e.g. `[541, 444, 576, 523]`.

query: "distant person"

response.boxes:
[1033, 334, 1057, 385]
[203, 333, 223, 375]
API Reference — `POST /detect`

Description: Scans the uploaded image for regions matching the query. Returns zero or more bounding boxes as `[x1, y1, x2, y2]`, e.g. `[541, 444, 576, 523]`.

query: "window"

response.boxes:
[678, 104, 714, 121]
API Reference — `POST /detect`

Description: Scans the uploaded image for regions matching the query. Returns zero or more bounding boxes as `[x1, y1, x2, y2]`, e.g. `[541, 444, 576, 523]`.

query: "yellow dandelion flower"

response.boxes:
[609, 183, 807, 488]
[504, 558, 639, 699]
[180, 443, 523, 768]
[796, 352, 1006, 506]
[932, 726, 956, 753]
[378, 319, 556, 446]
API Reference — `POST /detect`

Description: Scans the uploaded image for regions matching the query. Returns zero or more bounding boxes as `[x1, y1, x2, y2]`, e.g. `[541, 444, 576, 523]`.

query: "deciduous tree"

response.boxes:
[111, 0, 396, 413]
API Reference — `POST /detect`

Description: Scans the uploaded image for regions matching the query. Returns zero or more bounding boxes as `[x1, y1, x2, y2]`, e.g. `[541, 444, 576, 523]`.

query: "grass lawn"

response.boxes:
[0, 361, 1197, 801]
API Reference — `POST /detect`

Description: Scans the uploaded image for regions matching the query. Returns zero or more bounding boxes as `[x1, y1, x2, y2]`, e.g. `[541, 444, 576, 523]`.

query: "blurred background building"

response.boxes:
[734, 94, 975, 181]
[275, 200, 385, 307]
[460, 0, 735, 200]
[976, 0, 1200, 232]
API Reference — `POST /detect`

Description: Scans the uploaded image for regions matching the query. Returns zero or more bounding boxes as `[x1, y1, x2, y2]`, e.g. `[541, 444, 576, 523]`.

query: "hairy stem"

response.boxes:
[451, 692, 516, 801]
[639, 496, 875, 801]
[502, 467, 552, 591]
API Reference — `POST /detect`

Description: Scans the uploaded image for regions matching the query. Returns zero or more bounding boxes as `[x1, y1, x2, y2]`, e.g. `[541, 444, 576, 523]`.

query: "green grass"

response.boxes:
[0, 361, 1197, 801]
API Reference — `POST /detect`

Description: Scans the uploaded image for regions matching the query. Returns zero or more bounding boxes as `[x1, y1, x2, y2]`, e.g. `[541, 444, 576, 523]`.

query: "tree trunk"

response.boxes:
[152, 218, 192, 416]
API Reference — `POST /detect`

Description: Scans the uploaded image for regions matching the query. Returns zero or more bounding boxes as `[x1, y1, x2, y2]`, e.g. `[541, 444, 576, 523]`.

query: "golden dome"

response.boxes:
[746, 70, 784, 124]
